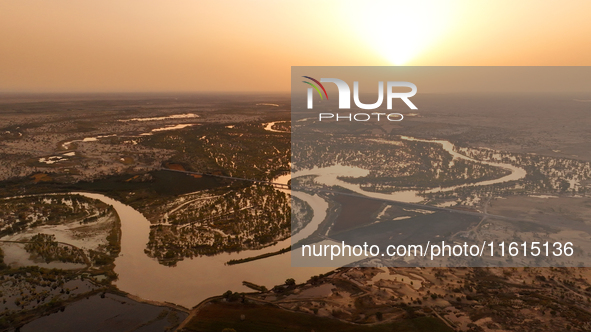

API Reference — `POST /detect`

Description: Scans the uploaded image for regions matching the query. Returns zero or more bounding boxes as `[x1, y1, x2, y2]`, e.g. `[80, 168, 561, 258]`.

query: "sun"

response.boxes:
[343, 1, 458, 65]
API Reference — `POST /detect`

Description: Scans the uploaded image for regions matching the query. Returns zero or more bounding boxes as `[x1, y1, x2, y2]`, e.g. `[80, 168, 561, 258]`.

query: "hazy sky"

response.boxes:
[1, 1, 590, 93]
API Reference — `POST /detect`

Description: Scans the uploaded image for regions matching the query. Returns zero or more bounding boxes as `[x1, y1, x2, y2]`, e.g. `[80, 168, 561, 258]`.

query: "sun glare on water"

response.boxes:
[344, 1, 458, 65]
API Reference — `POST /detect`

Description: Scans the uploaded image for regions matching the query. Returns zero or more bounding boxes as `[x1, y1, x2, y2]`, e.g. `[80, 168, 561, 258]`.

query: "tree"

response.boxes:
[285, 278, 295, 286]
[376, 312, 383, 321]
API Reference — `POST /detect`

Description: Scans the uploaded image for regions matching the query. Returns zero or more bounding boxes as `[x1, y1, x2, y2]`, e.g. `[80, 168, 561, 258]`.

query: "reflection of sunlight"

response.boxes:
[343, 1, 457, 65]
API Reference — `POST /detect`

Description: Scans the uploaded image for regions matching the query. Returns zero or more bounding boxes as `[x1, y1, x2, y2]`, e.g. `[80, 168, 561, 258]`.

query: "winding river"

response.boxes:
[7, 125, 527, 308]
[76, 191, 332, 308]
[26, 121, 334, 308]
[263, 121, 290, 133]
[400, 136, 527, 194]
[292, 136, 527, 204]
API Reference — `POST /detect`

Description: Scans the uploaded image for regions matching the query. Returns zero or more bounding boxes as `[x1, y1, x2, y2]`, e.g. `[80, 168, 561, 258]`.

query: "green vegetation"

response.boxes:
[183, 302, 453, 332]
[88, 209, 121, 268]
[0, 247, 7, 270]
[222, 290, 247, 303]
[291, 195, 313, 234]
[226, 246, 290, 265]
[24, 234, 86, 265]
[139, 122, 290, 182]
[242, 281, 267, 292]
[0, 194, 114, 237]
[293, 134, 591, 206]
[0, 194, 121, 269]
[0, 266, 108, 330]
[292, 137, 510, 192]
[146, 184, 291, 266]
[0, 193, 122, 329]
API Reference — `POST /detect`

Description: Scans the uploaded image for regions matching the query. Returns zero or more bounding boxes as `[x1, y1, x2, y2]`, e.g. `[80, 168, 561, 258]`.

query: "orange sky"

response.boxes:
[1, 1, 590, 93]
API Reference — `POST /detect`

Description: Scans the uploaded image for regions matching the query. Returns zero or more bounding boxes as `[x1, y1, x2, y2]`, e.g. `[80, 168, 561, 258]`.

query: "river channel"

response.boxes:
[292, 136, 527, 203]
[7, 128, 527, 308]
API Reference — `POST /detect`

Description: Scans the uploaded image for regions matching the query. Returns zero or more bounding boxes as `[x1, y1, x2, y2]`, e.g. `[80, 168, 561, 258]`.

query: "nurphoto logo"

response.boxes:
[303, 76, 417, 121]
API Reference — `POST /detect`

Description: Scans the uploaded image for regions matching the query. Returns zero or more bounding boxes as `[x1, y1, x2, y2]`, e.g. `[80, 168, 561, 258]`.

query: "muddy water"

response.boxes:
[291, 137, 527, 203]
[75, 192, 332, 308]
[400, 136, 527, 193]
[23, 130, 523, 307]
[263, 121, 289, 133]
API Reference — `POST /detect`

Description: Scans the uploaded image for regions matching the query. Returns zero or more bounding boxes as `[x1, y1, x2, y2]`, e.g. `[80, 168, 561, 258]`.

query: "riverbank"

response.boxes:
[226, 246, 291, 265]
[74, 192, 333, 308]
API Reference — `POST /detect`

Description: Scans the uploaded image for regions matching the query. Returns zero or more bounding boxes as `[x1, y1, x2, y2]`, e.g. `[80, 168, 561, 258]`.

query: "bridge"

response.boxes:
[161, 168, 291, 189]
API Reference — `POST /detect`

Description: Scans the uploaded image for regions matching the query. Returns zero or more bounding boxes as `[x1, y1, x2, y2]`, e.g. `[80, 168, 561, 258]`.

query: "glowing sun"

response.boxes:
[344, 1, 458, 65]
